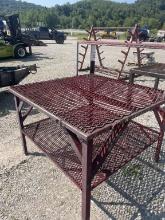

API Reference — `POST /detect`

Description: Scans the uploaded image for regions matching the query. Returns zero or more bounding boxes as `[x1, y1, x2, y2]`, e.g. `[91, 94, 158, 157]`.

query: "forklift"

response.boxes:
[100, 29, 117, 39]
[0, 14, 32, 59]
[0, 15, 36, 88]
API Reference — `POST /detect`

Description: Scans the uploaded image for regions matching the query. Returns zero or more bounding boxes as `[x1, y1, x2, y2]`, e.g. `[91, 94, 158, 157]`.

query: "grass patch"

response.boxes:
[123, 164, 142, 179]
[69, 32, 88, 40]
[0, 40, 6, 46]
[118, 32, 127, 40]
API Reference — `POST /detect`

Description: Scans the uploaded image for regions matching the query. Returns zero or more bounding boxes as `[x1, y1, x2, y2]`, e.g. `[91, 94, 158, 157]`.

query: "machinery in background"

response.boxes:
[25, 26, 67, 44]
[127, 25, 150, 42]
[152, 30, 165, 42]
[127, 25, 165, 42]
[0, 14, 32, 59]
[100, 30, 117, 39]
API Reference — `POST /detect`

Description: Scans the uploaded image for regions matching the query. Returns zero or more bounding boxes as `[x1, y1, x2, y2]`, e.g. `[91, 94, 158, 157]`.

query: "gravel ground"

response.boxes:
[0, 37, 165, 220]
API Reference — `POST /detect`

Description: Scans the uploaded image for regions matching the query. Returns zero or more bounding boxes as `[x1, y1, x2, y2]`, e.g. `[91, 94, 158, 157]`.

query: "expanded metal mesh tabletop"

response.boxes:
[10, 75, 165, 139]
[10, 74, 165, 219]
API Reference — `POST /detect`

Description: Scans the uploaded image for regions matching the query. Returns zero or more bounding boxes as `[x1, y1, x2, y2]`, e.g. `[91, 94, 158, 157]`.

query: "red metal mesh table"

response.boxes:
[9, 74, 165, 220]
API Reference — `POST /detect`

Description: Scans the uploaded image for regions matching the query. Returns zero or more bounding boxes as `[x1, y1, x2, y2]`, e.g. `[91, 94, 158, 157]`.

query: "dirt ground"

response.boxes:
[0, 37, 165, 220]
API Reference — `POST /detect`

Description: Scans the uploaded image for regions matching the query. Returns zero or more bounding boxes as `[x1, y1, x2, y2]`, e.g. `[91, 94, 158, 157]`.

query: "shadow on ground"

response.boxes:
[25, 125, 165, 220]
[21, 53, 54, 62]
[28, 152, 46, 157]
[92, 143, 165, 220]
[0, 52, 54, 64]
[0, 91, 39, 117]
[46, 42, 72, 45]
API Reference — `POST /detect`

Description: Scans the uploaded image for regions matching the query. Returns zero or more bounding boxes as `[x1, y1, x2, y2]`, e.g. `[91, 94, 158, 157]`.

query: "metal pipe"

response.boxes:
[90, 45, 96, 75]
[76, 42, 79, 76]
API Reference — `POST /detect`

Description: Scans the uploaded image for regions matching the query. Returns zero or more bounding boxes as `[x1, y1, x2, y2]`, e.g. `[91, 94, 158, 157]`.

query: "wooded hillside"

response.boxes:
[1, 0, 165, 29]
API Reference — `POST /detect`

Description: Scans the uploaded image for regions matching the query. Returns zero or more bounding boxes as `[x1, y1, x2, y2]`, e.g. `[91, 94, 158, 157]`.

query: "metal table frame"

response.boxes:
[129, 63, 165, 89]
[9, 75, 165, 220]
[77, 40, 165, 79]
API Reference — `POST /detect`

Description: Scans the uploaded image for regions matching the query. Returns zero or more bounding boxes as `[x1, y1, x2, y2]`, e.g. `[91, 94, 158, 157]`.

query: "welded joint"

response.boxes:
[22, 106, 33, 122]
[153, 110, 165, 131]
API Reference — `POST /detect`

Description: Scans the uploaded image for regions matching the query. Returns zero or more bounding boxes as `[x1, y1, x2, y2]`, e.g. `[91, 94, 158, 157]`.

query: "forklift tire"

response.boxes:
[14, 45, 26, 58]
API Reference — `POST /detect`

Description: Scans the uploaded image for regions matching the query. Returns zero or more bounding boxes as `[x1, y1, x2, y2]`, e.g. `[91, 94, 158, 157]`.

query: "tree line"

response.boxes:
[1, 0, 165, 30]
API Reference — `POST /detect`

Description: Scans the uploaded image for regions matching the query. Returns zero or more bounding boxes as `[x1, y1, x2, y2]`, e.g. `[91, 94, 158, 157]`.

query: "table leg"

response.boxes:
[76, 42, 79, 76]
[14, 96, 28, 155]
[154, 77, 160, 89]
[155, 131, 164, 162]
[129, 72, 135, 84]
[90, 45, 96, 75]
[154, 110, 165, 162]
[29, 45, 32, 55]
[66, 129, 82, 162]
[137, 48, 141, 67]
[82, 140, 93, 220]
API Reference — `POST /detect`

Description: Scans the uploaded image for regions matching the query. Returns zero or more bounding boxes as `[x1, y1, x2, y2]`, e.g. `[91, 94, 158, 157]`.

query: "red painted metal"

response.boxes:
[153, 109, 165, 162]
[78, 25, 105, 71]
[159, 107, 165, 120]
[81, 139, 93, 220]
[92, 120, 128, 177]
[14, 96, 28, 155]
[80, 40, 165, 50]
[78, 24, 138, 73]
[130, 63, 165, 90]
[131, 63, 165, 78]
[10, 75, 165, 220]
[22, 118, 159, 190]
[78, 24, 165, 79]
[10, 75, 165, 139]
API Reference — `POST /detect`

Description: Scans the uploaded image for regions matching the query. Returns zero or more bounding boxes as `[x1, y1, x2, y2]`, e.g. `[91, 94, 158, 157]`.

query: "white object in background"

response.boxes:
[90, 45, 96, 62]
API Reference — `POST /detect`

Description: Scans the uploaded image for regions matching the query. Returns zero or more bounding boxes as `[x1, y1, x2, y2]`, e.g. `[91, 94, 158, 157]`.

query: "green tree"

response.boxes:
[162, 23, 165, 29]
[45, 12, 59, 28]
[1, 0, 165, 30]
